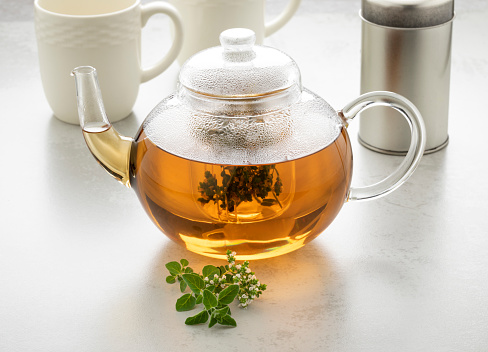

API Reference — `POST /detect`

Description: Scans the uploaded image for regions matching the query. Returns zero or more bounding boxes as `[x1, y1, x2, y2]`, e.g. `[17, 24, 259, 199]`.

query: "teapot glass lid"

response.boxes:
[178, 28, 302, 98]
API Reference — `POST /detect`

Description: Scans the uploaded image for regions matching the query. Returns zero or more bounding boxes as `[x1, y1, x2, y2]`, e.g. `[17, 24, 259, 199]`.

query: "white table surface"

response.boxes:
[1, 1, 488, 351]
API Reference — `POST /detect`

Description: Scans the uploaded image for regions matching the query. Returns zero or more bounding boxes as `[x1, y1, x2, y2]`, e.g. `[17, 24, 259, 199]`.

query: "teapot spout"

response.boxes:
[72, 66, 133, 187]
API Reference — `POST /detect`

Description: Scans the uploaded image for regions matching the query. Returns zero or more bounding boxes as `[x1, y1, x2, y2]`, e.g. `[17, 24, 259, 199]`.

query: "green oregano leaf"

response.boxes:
[213, 306, 231, 324]
[202, 265, 220, 279]
[206, 285, 215, 292]
[166, 275, 176, 284]
[182, 273, 205, 294]
[218, 284, 239, 305]
[202, 289, 218, 310]
[219, 314, 237, 327]
[184, 267, 193, 273]
[179, 279, 187, 293]
[180, 259, 189, 267]
[165, 261, 182, 276]
[208, 315, 218, 328]
[185, 310, 209, 325]
[195, 294, 203, 304]
[176, 293, 196, 312]
[214, 306, 230, 317]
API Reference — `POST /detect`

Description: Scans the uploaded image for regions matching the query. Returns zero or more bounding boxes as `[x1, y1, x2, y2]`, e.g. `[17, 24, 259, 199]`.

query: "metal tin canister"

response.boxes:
[359, 0, 454, 154]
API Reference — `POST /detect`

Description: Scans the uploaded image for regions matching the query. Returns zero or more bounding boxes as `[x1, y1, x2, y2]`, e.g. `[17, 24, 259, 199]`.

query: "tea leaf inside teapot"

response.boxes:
[197, 165, 283, 213]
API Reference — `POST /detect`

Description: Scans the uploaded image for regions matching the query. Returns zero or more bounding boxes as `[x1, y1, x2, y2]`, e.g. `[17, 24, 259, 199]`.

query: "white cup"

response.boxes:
[35, 0, 183, 124]
[168, 0, 301, 64]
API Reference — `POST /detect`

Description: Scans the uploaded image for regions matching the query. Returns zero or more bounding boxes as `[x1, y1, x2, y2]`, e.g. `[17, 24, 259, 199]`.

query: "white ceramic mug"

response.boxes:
[169, 0, 301, 64]
[35, 0, 183, 124]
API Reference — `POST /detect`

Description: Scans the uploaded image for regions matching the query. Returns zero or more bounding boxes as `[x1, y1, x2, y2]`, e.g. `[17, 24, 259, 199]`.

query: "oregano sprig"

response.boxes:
[165, 250, 267, 328]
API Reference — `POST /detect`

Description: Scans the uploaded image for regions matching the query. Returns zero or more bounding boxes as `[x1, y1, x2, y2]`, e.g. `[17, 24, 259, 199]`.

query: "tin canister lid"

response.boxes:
[362, 0, 454, 28]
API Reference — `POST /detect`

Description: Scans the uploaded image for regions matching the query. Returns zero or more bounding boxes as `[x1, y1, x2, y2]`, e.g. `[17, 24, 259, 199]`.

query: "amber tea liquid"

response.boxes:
[130, 128, 352, 260]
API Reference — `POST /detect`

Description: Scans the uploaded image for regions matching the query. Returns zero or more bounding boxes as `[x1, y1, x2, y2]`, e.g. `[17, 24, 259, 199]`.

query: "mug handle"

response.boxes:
[265, 0, 302, 37]
[338, 91, 426, 202]
[140, 2, 183, 83]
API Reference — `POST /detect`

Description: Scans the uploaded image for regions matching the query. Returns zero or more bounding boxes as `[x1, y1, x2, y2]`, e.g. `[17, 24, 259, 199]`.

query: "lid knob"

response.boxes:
[220, 28, 256, 52]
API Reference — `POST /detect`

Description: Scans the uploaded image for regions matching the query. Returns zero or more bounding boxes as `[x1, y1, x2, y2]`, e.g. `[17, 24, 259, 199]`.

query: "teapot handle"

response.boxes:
[265, 0, 302, 37]
[339, 91, 426, 202]
[140, 2, 183, 83]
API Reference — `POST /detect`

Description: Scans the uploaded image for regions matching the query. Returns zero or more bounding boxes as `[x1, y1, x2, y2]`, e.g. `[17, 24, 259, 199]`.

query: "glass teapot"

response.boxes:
[72, 28, 425, 260]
